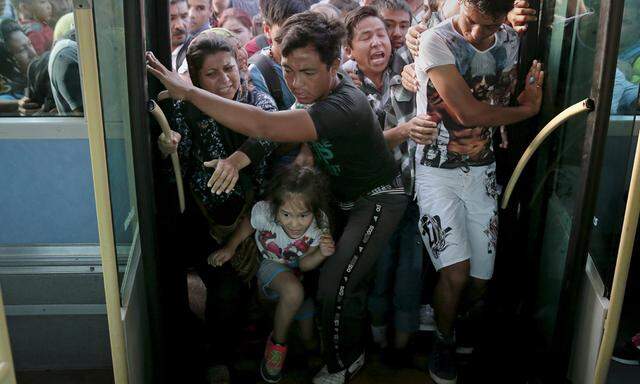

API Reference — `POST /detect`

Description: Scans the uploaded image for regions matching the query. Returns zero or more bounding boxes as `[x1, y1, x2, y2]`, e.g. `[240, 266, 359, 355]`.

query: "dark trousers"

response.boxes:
[317, 193, 408, 372]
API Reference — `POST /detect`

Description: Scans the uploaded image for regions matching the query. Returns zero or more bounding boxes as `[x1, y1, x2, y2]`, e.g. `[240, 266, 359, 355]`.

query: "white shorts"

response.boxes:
[415, 164, 498, 280]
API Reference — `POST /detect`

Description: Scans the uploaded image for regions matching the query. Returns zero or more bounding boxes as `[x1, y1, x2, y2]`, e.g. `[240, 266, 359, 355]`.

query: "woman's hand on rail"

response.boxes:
[146, 51, 192, 101]
[157, 131, 181, 157]
[517, 60, 545, 117]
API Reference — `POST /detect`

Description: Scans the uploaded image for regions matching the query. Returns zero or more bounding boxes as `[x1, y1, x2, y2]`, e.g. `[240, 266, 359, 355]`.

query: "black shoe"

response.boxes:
[428, 338, 457, 384]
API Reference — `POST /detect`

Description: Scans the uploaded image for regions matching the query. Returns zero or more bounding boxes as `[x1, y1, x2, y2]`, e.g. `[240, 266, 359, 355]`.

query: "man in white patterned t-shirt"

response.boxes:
[413, 1, 544, 382]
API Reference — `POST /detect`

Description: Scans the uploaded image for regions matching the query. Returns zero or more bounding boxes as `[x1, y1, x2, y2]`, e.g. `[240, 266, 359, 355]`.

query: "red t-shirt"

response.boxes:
[21, 19, 53, 55]
[244, 34, 271, 59]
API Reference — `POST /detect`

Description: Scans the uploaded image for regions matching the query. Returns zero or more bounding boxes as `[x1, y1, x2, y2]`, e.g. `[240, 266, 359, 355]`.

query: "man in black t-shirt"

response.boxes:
[147, 11, 408, 384]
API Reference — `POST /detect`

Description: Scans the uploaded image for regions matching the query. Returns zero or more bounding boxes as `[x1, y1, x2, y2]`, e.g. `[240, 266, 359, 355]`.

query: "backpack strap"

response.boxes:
[249, 53, 286, 110]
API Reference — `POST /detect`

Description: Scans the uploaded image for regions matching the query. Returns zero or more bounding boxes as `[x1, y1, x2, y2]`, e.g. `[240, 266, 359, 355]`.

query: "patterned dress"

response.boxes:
[168, 85, 277, 218]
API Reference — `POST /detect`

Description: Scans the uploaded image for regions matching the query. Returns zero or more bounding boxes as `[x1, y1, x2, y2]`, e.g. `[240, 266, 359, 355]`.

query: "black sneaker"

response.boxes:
[612, 336, 640, 366]
[428, 338, 457, 384]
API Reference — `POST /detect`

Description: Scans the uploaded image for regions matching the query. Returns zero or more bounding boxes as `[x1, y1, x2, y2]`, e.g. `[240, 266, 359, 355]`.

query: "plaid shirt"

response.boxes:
[347, 48, 417, 196]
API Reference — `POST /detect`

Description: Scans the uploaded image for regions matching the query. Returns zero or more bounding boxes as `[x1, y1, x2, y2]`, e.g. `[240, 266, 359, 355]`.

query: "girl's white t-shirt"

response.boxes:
[251, 200, 323, 268]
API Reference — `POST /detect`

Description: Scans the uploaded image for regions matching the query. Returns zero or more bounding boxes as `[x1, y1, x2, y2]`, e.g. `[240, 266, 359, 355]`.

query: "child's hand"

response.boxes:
[207, 247, 235, 267]
[319, 235, 335, 257]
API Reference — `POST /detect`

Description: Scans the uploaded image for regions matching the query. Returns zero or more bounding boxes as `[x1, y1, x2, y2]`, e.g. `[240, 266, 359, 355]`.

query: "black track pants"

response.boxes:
[317, 193, 408, 372]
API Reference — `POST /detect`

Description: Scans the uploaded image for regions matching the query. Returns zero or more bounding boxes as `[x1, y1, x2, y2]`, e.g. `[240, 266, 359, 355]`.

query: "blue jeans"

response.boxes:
[368, 201, 423, 333]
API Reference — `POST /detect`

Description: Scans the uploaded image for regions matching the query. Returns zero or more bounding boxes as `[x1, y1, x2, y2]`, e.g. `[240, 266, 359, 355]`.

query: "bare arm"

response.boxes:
[383, 124, 410, 149]
[146, 52, 318, 143]
[299, 247, 325, 272]
[383, 115, 438, 148]
[299, 234, 335, 272]
[208, 216, 255, 267]
[427, 61, 543, 127]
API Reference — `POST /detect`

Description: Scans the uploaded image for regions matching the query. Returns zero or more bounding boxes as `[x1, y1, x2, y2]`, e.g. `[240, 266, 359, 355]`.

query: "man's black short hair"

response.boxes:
[276, 11, 346, 68]
[370, 0, 412, 19]
[462, 0, 514, 19]
[344, 6, 382, 47]
[260, 0, 312, 27]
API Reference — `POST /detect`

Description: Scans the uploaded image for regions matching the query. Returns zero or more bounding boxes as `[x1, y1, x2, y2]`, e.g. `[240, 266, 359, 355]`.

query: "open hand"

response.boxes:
[146, 51, 192, 101]
[517, 60, 544, 117]
[205, 157, 240, 195]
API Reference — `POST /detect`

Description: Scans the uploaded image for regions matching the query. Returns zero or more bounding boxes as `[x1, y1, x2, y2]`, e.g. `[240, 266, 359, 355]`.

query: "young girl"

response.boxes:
[208, 165, 335, 383]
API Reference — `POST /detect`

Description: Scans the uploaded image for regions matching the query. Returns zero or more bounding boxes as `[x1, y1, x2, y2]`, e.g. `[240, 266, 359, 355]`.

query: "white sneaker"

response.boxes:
[312, 352, 365, 384]
[419, 304, 436, 331]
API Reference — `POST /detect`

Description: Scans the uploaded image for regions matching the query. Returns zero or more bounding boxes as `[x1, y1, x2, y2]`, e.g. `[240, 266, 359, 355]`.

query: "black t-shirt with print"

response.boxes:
[307, 74, 397, 203]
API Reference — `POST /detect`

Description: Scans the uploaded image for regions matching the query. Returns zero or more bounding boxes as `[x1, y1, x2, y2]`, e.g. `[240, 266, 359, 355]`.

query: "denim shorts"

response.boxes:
[257, 259, 314, 320]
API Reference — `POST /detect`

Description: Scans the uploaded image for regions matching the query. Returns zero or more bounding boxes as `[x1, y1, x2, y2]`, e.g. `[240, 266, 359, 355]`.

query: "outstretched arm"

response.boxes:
[146, 51, 317, 143]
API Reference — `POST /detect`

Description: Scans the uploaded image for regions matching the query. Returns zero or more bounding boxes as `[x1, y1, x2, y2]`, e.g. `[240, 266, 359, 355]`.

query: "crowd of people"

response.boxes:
[147, 0, 544, 383]
[0, 0, 544, 383]
[0, 0, 83, 115]
[148, 1, 544, 383]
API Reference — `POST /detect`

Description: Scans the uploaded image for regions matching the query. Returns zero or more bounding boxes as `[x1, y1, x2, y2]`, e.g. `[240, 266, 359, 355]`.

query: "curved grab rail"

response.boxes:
[147, 100, 186, 213]
[501, 98, 595, 209]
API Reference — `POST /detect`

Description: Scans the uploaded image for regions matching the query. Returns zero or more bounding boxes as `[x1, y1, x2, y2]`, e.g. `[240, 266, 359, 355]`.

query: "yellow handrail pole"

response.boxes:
[74, 1, 129, 383]
[0, 285, 16, 384]
[593, 125, 640, 384]
[501, 98, 594, 209]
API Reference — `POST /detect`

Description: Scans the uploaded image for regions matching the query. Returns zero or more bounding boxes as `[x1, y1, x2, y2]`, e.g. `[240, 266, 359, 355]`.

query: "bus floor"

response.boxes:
[221, 306, 537, 383]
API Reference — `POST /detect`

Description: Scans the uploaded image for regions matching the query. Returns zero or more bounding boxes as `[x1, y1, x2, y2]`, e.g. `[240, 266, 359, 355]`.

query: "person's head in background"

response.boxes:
[457, 0, 512, 46]
[170, 0, 190, 50]
[52, 11, 73, 42]
[344, 6, 391, 79]
[48, 0, 71, 23]
[210, 27, 249, 76]
[371, 0, 411, 49]
[11, 0, 52, 22]
[260, 0, 311, 61]
[1, 18, 36, 75]
[328, 0, 359, 18]
[275, 11, 345, 104]
[211, 0, 230, 18]
[0, 18, 36, 98]
[188, 0, 212, 35]
[219, 8, 253, 46]
[186, 30, 242, 100]
[310, 2, 341, 21]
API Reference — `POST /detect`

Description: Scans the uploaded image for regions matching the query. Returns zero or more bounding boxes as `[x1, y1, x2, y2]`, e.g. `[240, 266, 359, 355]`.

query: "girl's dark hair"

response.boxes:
[276, 11, 346, 68]
[186, 30, 237, 87]
[266, 165, 330, 229]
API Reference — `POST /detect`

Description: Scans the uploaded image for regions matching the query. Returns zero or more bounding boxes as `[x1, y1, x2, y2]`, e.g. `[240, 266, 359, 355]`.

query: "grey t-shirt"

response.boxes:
[48, 39, 82, 114]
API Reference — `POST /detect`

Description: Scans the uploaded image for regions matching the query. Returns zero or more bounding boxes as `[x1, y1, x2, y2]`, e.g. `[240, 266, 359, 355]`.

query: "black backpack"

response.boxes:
[248, 53, 286, 110]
